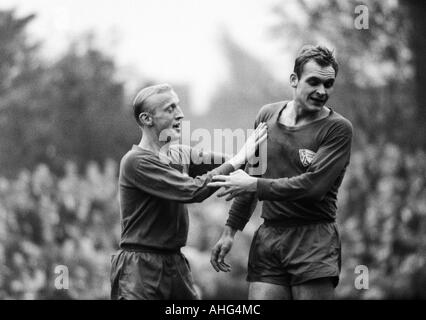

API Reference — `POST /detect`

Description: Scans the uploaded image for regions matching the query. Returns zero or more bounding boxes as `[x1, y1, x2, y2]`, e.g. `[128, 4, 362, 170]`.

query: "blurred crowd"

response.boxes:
[0, 143, 424, 299]
[1, 0, 426, 299]
[0, 161, 119, 299]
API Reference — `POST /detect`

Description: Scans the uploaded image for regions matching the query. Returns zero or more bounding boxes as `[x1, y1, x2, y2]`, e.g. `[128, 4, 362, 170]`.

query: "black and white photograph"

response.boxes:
[0, 0, 425, 311]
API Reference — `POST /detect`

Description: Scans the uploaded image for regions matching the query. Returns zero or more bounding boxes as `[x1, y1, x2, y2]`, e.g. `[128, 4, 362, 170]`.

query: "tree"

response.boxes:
[0, 10, 47, 176]
[43, 38, 137, 172]
[401, 0, 426, 148]
[271, 0, 418, 149]
[0, 12, 138, 176]
[201, 33, 286, 133]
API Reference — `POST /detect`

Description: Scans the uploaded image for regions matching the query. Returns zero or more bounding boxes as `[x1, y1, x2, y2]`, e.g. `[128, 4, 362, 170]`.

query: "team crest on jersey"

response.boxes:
[299, 149, 316, 167]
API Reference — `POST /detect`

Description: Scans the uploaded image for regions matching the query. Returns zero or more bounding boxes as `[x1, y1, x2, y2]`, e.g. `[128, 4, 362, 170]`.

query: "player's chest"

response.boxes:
[267, 127, 321, 170]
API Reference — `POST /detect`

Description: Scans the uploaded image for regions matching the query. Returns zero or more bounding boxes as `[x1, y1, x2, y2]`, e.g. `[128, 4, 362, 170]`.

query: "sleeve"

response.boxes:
[188, 148, 230, 178]
[225, 106, 273, 230]
[132, 155, 235, 203]
[225, 178, 259, 231]
[257, 120, 353, 202]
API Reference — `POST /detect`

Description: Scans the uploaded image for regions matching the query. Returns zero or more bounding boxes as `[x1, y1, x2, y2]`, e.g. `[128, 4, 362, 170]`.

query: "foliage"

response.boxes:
[192, 32, 287, 133]
[0, 10, 138, 177]
[0, 10, 47, 175]
[337, 144, 426, 299]
[1, 4, 425, 300]
[1, 145, 425, 299]
[271, 0, 422, 149]
[0, 161, 119, 299]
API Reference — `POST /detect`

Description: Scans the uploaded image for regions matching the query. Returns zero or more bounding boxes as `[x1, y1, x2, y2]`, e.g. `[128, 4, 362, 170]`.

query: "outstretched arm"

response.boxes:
[187, 148, 231, 178]
[208, 120, 352, 202]
[129, 123, 267, 203]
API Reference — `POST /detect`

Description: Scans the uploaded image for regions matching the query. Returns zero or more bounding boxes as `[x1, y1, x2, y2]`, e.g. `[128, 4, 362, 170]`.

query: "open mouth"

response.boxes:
[309, 97, 326, 104]
[172, 123, 181, 130]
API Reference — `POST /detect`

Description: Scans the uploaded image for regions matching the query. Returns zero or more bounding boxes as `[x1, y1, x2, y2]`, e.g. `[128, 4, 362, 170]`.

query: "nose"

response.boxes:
[175, 106, 184, 120]
[316, 84, 326, 96]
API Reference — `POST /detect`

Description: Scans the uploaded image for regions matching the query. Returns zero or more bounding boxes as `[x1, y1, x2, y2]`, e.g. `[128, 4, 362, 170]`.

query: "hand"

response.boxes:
[229, 122, 267, 169]
[207, 169, 257, 201]
[210, 226, 236, 272]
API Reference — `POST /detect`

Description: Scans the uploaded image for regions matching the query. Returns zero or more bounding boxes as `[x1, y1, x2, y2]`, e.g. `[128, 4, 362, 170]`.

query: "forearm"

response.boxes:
[226, 192, 258, 231]
[134, 155, 236, 203]
[256, 174, 325, 201]
[188, 149, 231, 177]
[152, 154, 241, 203]
[187, 162, 236, 202]
[256, 129, 352, 202]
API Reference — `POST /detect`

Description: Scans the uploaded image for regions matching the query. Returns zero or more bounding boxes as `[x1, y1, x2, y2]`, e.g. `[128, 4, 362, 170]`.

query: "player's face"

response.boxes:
[146, 90, 184, 141]
[293, 60, 336, 112]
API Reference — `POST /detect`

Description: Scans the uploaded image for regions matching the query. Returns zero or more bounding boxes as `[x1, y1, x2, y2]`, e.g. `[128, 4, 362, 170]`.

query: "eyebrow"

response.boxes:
[165, 100, 180, 108]
[306, 76, 335, 82]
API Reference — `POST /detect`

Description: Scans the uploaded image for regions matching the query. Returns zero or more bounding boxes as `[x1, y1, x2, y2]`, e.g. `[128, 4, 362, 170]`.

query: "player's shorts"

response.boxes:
[110, 247, 199, 300]
[247, 220, 341, 287]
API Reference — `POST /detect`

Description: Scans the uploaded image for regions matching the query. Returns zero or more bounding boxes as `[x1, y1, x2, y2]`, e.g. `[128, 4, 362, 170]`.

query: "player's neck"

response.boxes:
[138, 131, 170, 155]
[283, 100, 328, 127]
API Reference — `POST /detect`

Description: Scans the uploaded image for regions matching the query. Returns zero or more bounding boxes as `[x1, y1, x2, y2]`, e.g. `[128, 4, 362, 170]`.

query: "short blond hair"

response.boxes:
[132, 83, 172, 125]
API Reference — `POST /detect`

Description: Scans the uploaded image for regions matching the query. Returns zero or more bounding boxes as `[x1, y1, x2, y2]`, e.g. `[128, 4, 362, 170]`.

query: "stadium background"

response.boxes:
[0, 0, 425, 299]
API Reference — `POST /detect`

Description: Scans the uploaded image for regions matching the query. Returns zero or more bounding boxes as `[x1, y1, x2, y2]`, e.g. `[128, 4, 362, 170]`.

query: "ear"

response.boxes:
[290, 73, 298, 88]
[139, 112, 152, 126]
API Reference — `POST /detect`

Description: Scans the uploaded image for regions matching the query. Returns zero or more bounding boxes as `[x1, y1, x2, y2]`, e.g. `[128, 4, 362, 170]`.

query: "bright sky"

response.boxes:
[1, 0, 292, 113]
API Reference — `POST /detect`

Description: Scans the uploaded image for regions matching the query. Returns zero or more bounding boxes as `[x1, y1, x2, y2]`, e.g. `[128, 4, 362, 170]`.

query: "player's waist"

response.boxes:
[120, 243, 181, 254]
[263, 217, 334, 228]
[261, 201, 337, 223]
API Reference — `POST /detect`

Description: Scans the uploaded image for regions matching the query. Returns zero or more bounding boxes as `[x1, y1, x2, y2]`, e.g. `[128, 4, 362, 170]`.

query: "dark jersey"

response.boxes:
[227, 101, 353, 230]
[119, 144, 233, 251]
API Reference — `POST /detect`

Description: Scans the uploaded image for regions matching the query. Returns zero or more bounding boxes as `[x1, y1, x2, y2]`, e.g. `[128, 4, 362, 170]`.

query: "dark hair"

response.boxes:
[132, 84, 172, 125]
[293, 45, 338, 79]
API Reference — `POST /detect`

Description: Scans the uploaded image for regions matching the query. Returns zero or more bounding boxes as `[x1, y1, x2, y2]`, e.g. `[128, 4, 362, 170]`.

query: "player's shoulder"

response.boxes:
[327, 108, 353, 135]
[256, 100, 288, 123]
[120, 146, 157, 172]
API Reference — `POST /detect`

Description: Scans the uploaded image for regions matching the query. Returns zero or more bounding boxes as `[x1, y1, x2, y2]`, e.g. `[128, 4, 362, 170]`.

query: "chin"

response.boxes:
[311, 104, 324, 110]
[159, 129, 180, 143]
[170, 131, 182, 141]
[306, 101, 324, 110]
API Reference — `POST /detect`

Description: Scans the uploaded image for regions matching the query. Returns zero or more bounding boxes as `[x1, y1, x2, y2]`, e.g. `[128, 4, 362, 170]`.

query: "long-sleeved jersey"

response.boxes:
[119, 144, 232, 251]
[227, 101, 353, 230]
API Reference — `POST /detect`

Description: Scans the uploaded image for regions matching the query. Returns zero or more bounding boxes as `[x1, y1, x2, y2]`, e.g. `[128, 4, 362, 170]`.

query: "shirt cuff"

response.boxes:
[256, 178, 270, 201]
[225, 215, 247, 231]
[215, 163, 235, 176]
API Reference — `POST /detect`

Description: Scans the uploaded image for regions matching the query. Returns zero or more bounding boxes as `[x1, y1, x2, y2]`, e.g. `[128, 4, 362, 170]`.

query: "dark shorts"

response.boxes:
[110, 249, 199, 300]
[247, 221, 341, 287]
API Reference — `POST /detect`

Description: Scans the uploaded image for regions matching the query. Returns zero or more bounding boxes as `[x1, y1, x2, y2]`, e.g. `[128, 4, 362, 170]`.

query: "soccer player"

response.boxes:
[208, 45, 353, 300]
[110, 83, 267, 300]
